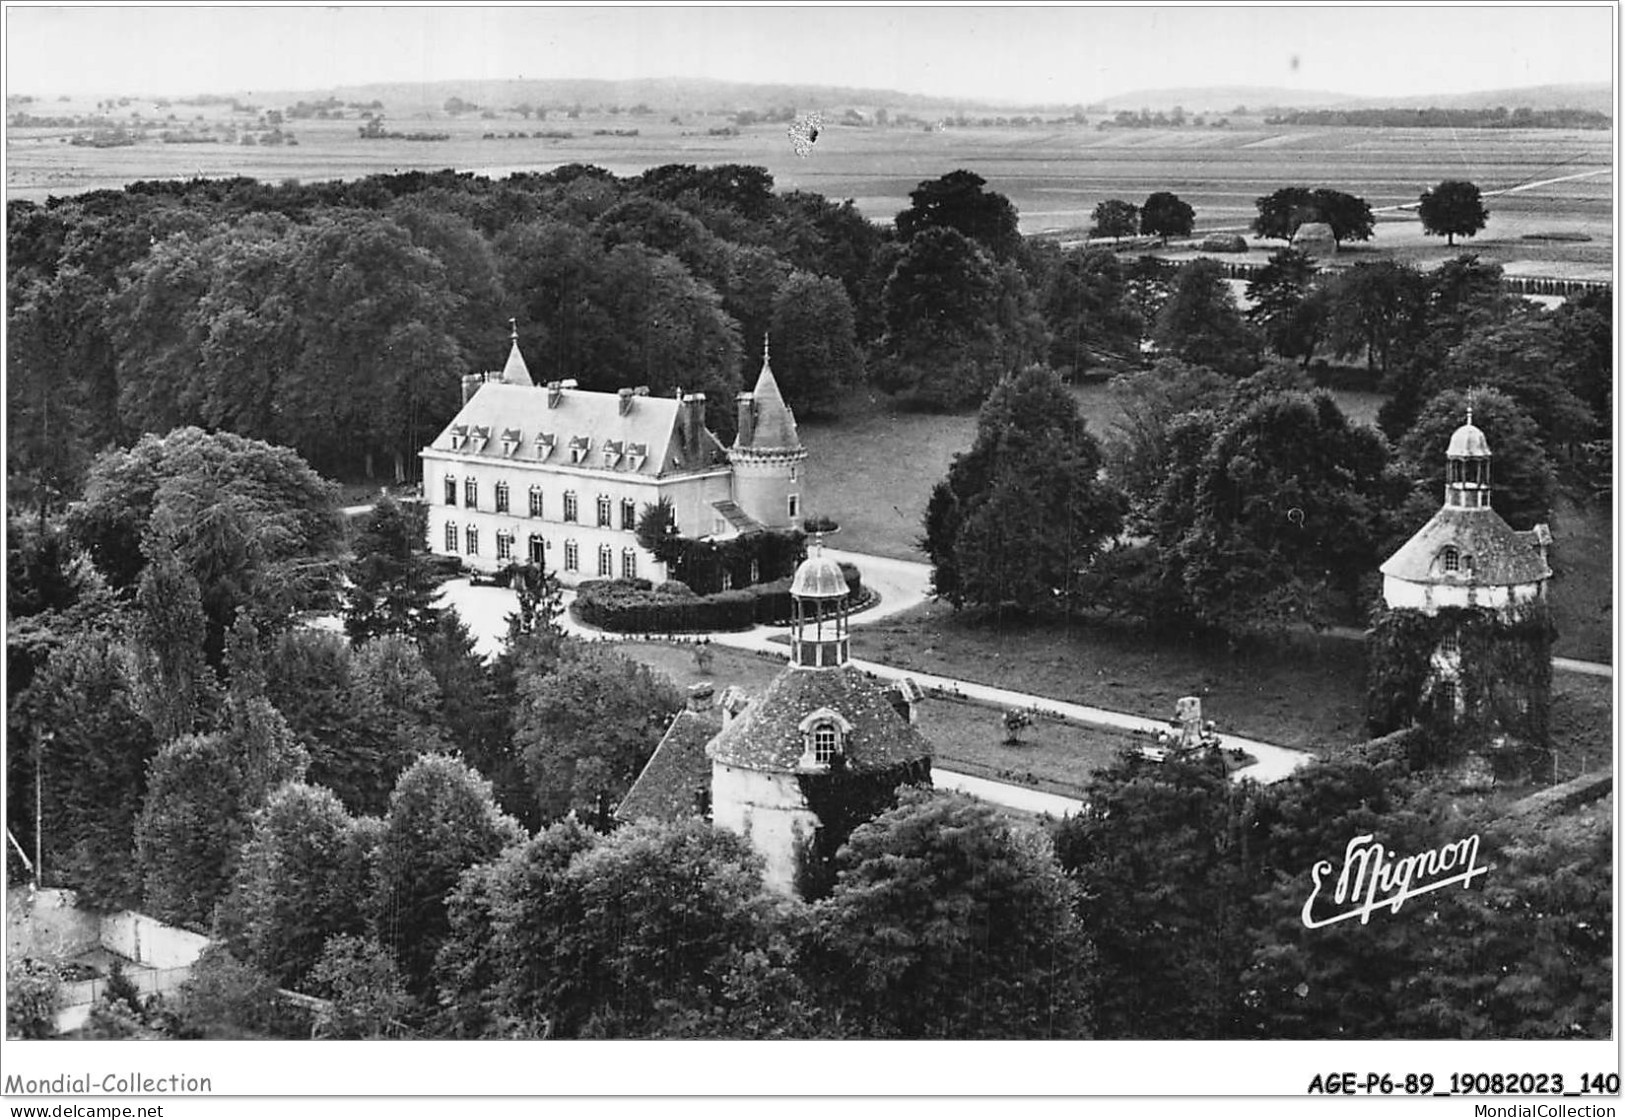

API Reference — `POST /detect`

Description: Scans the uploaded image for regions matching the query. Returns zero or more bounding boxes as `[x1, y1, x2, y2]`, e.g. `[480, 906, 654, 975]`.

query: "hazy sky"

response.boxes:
[4, 5, 1617, 105]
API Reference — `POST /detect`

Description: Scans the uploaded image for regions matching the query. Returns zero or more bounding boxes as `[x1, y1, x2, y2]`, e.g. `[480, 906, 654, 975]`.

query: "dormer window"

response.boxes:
[627, 442, 648, 472]
[602, 440, 624, 469]
[797, 709, 853, 771]
[500, 428, 522, 457]
[1443, 546, 1460, 573]
[812, 724, 839, 764]
[470, 425, 491, 453]
[568, 436, 591, 464]
[534, 433, 556, 460]
[449, 424, 469, 450]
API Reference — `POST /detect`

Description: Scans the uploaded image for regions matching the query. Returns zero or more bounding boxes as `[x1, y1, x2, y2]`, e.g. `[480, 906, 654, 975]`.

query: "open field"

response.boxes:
[8, 109, 1610, 276]
[613, 638, 1130, 797]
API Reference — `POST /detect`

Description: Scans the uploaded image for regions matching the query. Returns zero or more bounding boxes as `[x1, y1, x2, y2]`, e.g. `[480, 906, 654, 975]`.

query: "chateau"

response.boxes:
[618, 547, 934, 896]
[419, 334, 806, 584]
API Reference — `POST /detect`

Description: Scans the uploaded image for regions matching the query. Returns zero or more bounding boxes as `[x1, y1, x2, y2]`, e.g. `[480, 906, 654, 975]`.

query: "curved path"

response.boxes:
[435, 565, 1316, 810]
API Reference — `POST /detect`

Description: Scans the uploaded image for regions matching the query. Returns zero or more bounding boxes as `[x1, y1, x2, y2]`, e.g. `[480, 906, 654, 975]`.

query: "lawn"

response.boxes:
[612, 638, 1132, 797]
[1549, 494, 1613, 663]
[1549, 673, 1613, 783]
[856, 601, 1372, 753]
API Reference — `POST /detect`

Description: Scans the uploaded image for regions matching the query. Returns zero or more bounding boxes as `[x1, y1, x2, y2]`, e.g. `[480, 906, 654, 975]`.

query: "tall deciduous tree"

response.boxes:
[767, 271, 864, 416]
[1140, 191, 1196, 242]
[1418, 179, 1489, 247]
[922, 366, 1126, 616]
[811, 787, 1093, 1038]
[1055, 755, 1261, 1039]
[512, 643, 684, 822]
[371, 755, 523, 997]
[1042, 247, 1143, 376]
[1090, 198, 1140, 243]
[894, 169, 1022, 262]
[1173, 391, 1396, 634]
[1245, 248, 1327, 366]
[66, 427, 345, 661]
[13, 630, 157, 909]
[878, 227, 1009, 408]
[222, 782, 374, 989]
[1325, 260, 1427, 376]
[136, 732, 247, 929]
[1153, 258, 1262, 378]
[1102, 360, 1233, 526]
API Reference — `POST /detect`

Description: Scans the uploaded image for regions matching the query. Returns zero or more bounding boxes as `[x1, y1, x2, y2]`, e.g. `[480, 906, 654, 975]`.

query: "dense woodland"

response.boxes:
[5, 163, 1614, 1041]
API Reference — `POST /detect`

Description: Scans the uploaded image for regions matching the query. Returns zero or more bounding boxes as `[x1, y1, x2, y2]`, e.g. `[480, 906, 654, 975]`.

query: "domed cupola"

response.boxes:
[1444, 408, 1491, 510]
[790, 540, 849, 668]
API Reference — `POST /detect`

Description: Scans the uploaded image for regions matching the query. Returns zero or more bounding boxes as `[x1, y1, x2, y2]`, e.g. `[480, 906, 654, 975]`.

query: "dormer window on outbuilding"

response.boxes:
[1443, 546, 1460, 574]
[797, 709, 853, 770]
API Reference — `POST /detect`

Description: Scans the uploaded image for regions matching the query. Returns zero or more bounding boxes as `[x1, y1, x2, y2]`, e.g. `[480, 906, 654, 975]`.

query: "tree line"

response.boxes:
[923, 249, 1610, 640]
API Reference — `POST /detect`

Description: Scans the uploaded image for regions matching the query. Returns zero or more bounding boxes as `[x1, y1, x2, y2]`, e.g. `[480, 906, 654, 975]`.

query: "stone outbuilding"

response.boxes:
[618, 546, 933, 896]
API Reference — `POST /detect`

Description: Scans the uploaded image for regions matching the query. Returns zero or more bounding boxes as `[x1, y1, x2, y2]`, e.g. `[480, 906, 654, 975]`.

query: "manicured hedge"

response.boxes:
[574, 564, 864, 633]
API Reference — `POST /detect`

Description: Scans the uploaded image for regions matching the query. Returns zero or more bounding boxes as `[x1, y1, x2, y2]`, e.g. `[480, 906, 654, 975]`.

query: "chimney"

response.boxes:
[461, 373, 485, 407]
[718, 685, 749, 729]
[687, 682, 715, 713]
[680, 392, 708, 464]
[886, 679, 922, 726]
[560, 378, 579, 389]
[618, 387, 634, 415]
[546, 380, 563, 408]
[634, 385, 650, 396]
[735, 391, 756, 446]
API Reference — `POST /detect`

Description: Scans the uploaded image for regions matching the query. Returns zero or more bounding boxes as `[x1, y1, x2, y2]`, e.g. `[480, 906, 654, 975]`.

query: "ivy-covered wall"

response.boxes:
[795, 759, 933, 900]
[1366, 602, 1555, 779]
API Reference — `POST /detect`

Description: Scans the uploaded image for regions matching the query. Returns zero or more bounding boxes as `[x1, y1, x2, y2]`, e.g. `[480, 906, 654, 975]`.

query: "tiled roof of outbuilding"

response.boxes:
[616, 709, 721, 823]
[1380, 507, 1551, 586]
[707, 664, 934, 773]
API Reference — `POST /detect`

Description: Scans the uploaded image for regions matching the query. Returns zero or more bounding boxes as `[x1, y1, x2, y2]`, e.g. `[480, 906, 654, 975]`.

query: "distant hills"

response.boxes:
[234, 76, 1611, 120]
[1090, 82, 1612, 116]
[244, 77, 979, 117]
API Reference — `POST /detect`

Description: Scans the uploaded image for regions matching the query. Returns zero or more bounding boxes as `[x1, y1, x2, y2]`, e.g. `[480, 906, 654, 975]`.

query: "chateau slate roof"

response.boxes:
[616, 708, 721, 824]
[1380, 507, 1551, 586]
[735, 361, 803, 455]
[706, 663, 934, 773]
[426, 382, 727, 477]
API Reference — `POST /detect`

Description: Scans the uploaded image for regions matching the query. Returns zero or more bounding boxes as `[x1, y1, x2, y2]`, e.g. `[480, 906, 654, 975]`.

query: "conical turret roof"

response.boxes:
[499, 338, 534, 386]
[736, 344, 801, 453]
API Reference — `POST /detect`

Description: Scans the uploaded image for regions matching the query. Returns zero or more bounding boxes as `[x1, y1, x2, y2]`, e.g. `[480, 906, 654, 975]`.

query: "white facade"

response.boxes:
[1380, 575, 1543, 615]
[709, 762, 819, 895]
[420, 342, 806, 585]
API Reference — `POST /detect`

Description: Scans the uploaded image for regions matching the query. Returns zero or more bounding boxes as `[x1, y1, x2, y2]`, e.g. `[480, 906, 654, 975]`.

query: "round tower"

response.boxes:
[730, 338, 807, 531]
[1373, 409, 1553, 749]
[707, 546, 931, 896]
